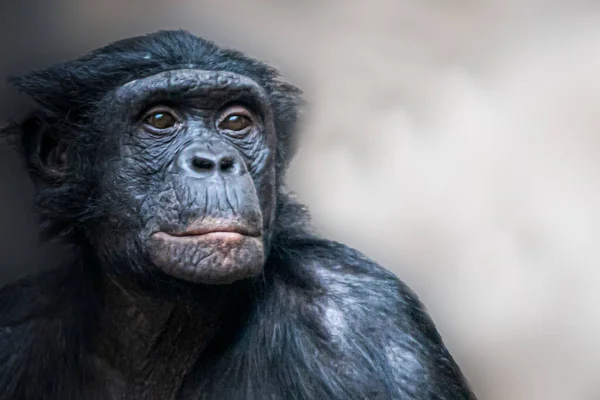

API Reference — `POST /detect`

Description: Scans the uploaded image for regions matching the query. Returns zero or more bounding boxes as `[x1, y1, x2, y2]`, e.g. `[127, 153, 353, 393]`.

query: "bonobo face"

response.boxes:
[94, 70, 277, 285]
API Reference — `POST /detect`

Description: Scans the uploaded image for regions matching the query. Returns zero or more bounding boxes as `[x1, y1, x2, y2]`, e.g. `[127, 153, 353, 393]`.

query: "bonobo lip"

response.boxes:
[157, 223, 261, 238]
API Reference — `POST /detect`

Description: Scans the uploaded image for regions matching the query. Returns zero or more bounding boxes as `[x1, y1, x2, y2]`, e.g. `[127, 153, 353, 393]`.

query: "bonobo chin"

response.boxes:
[0, 30, 477, 400]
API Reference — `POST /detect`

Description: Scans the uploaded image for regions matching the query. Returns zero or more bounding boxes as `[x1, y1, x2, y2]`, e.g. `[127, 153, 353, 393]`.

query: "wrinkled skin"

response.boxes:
[93, 70, 277, 285]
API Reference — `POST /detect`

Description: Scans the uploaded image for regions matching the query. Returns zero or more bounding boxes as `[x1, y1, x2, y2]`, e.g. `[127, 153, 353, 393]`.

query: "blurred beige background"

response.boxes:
[2, 1, 600, 399]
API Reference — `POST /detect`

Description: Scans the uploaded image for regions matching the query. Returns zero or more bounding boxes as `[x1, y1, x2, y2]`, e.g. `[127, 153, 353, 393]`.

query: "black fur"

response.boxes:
[0, 31, 476, 399]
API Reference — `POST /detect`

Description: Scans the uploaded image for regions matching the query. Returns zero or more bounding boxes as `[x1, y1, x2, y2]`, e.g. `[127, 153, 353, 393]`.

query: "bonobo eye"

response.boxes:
[217, 106, 255, 137]
[142, 107, 179, 133]
[220, 115, 251, 131]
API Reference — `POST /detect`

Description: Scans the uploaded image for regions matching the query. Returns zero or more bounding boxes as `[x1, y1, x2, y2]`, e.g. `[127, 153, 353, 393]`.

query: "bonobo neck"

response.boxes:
[92, 274, 233, 399]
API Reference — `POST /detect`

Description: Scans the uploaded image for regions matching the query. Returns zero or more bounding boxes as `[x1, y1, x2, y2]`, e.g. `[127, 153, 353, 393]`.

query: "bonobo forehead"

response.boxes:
[114, 69, 271, 112]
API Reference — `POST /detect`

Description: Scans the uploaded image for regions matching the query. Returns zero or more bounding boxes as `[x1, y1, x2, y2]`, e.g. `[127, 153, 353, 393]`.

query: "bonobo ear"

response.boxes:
[20, 114, 68, 182]
[270, 80, 305, 172]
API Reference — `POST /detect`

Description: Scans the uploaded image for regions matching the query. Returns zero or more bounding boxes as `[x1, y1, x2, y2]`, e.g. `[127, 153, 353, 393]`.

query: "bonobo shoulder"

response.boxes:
[0, 269, 92, 400]
[0, 286, 52, 399]
[274, 236, 435, 350]
[0, 272, 62, 360]
[284, 238, 476, 399]
[0, 267, 74, 323]
[288, 237, 422, 313]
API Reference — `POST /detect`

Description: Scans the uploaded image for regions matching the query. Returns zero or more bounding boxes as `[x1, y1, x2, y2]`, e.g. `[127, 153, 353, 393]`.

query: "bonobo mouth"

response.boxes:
[147, 220, 265, 284]
[154, 222, 262, 240]
[166, 224, 261, 238]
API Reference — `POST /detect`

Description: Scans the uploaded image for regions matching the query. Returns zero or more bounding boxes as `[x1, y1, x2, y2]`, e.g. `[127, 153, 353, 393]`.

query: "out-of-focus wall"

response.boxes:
[1, 1, 600, 399]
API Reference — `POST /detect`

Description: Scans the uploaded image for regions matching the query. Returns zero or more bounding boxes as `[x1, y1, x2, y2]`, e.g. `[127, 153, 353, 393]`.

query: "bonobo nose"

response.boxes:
[177, 145, 246, 178]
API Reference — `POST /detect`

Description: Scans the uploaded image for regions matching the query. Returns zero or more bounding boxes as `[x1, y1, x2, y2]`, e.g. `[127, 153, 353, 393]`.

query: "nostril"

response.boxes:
[219, 157, 235, 173]
[192, 157, 215, 172]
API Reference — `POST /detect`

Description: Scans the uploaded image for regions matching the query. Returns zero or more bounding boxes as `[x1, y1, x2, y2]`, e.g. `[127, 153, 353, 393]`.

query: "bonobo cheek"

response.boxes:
[147, 232, 265, 284]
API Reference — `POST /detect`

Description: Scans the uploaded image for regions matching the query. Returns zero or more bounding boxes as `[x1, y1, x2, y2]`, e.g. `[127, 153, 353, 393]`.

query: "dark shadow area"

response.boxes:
[0, 1, 68, 285]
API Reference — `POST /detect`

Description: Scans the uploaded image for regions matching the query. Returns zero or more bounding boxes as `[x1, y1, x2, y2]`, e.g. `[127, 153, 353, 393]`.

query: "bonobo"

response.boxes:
[0, 31, 476, 399]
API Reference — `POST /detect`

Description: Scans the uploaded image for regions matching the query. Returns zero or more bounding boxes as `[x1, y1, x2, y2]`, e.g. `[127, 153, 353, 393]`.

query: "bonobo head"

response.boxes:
[100, 69, 276, 285]
[5, 31, 303, 288]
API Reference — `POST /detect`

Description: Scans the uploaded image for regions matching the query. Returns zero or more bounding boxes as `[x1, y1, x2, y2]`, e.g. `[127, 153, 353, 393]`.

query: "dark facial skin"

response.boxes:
[90, 69, 278, 285]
